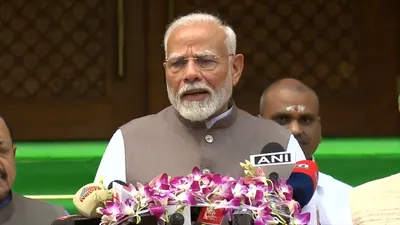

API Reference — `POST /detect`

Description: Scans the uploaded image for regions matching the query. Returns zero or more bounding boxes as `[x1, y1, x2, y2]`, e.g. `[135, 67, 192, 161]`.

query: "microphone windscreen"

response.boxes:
[261, 142, 285, 154]
[72, 183, 108, 218]
[232, 210, 253, 225]
[286, 160, 319, 208]
[287, 173, 315, 208]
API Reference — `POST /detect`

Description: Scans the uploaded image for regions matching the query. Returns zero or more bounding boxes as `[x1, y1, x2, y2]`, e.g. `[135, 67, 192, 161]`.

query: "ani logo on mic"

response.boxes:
[253, 152, 292, 165]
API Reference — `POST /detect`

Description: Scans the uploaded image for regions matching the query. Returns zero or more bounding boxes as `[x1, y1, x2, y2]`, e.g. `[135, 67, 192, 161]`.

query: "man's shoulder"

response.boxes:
[352, 173, 400, 194]
[120, 106, 173, 130]
[13, 193, 66, 214]
[350, 173, 400, 223]
[236, 108, 291, 135]
[318, 172, 353, 191]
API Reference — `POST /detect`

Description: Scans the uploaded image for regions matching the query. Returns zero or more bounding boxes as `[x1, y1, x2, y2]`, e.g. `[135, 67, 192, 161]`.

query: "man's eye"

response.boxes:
[197, 57, 217, 68]
[197, 58, 215, 63]
[0, 148, 9, 154]
[273, 116, 290, 125]
[300, 117, 314, 125]
[170, 60, 187, 67]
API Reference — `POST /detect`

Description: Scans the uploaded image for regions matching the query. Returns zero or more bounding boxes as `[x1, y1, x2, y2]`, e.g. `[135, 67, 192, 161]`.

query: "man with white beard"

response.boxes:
[94, 12, 305, 187]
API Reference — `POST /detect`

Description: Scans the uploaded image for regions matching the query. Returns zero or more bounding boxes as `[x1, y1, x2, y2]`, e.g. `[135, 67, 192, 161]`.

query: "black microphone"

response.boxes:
[260, 142, 286, 182]
[261, 142, 285, 154]
[190, 206, 202, 222]
[107, 180, 128, 190]
[232, 210, 290, 225]
[232, 209, 253, 225]
[168, 212, 185, 225]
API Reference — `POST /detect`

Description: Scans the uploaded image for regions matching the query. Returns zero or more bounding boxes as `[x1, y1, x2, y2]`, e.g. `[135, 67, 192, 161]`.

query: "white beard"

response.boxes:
[167, 74, 233, 122]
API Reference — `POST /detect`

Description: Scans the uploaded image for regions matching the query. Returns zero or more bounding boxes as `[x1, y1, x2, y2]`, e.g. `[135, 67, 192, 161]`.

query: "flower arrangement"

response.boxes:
[96, 160, 310, 225]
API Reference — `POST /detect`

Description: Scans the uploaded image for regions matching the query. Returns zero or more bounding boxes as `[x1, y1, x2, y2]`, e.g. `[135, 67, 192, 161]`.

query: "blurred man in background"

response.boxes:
[349, 94, 400, 225]
[259, 78, 352, 224]
[0, 115, 67, 224]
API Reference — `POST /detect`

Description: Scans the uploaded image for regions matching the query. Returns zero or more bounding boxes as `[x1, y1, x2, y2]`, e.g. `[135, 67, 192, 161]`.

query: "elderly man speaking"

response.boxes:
[94, 13, 305, 187]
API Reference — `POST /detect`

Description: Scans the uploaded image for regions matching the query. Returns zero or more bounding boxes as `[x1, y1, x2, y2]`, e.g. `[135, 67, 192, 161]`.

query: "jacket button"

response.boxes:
[204, 134, 214, 143]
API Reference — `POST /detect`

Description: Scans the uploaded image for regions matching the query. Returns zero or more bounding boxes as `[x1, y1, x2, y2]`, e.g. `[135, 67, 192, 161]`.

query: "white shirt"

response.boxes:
[94, 107, 305, 185]
[304, 170, 353, 225]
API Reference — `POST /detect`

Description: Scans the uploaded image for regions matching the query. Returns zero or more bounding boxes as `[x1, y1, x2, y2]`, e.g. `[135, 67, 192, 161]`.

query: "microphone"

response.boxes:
[190, 206, 202, 221]
[169, 212, 185, 225]
[72, 183, 109, 218]
[249, 142, 296, 181]
[286, 160, 319, 208]
[232, 209, 253, 225]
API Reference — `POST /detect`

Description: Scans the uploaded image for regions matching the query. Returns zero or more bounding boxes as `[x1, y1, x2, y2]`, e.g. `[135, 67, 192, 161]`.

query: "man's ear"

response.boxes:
[317, 116, 322, 142]
[231, 54, 244, 86]
[12, 145, 16, 157]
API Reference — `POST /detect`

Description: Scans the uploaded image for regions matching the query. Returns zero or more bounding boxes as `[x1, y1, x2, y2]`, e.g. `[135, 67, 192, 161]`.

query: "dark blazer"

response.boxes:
[0, 192, 66, 225]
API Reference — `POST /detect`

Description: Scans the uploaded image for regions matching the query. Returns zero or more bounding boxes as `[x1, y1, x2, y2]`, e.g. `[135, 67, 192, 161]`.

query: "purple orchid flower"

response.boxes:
[250, 203, 277, 225]
[175, 191, 197, 205]
[153, 173, 171, 191]
[99, 201, 122, 216]
[152, 193, 174, 206]
[100, 214, 117, 225]
[200, 173, 223, 189]
[98, 166, 311, 225]
[149, 206, 166, 218]
[231, 182, 248, 199]
[206, 182, 234, 202]
[291, 212, 311, 225]
[284, 200, 301, 215]
[170, 175, 200, 192]
[275, 179, 293, 201]
[191, 167, 203, 179]
[244, 184, 266, 206]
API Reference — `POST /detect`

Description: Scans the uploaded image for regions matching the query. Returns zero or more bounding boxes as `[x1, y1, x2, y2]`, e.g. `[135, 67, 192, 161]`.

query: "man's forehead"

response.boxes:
[0, 119, 11, 141]
[264, 89, 318, 114]
[166, 24, 226, 57]
[168, 50, 218, 59]
[268, 103, 315, 115]
[0, 135, 12, 150]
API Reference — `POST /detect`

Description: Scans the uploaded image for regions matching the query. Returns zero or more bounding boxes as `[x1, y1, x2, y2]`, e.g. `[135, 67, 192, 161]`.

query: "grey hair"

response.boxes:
[163, 12, 237, 58]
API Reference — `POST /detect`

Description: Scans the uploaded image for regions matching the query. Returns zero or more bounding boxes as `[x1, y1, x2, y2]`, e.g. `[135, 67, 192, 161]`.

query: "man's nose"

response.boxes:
[288, 121, 302, 135]
[182, 59, 201, 83]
